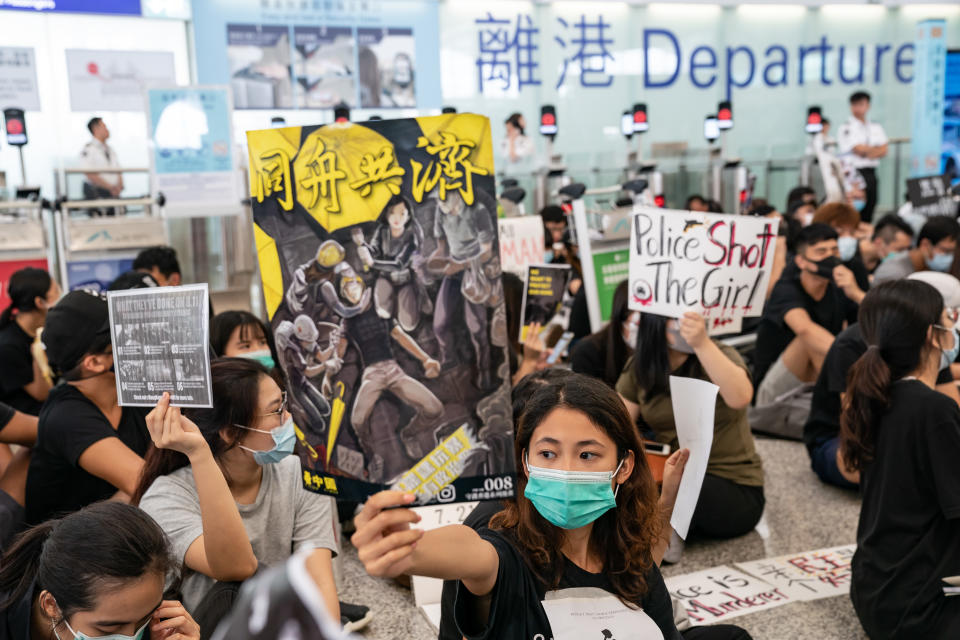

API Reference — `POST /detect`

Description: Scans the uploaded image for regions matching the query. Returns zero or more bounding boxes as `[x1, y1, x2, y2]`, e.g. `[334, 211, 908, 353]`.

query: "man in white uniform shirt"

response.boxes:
[81, 117, 123, 216]
[837, 91, 888, 223]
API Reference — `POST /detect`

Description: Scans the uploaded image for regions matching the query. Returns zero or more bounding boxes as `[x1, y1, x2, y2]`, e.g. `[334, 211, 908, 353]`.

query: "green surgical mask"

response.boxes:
[56, 619, 149, 640]
[523, 455, 623, 530]
[238, 349, 275, 370]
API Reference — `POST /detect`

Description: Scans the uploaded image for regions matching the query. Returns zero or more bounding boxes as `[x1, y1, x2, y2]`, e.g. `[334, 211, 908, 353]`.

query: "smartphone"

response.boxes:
[632, 103, 649, 133]
[620, 111, 634, 138]
[806, 106, 823, 134]
[642, 441, 671, 456]
[704, 115, 720, 142]
[540, 105, 558, 136]
[717, 101, 733, 130]
[546, 331, 574, 365]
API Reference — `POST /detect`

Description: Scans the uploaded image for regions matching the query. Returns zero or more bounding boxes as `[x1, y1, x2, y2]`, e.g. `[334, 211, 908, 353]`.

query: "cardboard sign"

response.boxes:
[519, 264, 570, 341]
[735, 544, 856, 602]
[107, 284, 213, 408]
[628, 207, 779, 332]
[248, 113, 514, 505]
[665, 566, 794, 625]
[498, 216, 544, 276]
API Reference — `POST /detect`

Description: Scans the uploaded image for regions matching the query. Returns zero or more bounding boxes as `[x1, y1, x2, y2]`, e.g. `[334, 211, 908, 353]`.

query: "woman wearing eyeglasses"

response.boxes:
[134, 358, 339, 638]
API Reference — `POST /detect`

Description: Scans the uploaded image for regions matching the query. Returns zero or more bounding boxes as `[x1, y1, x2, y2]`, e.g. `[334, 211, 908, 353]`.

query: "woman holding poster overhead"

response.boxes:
[841, 280, 960, 639]
[352, 373, 684, 640]
[616, 311, 763, 553]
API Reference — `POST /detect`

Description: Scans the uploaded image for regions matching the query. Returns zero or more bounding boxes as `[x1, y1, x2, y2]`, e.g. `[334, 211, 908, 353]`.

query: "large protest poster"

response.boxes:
[247, 113, 514, 505]
[107, 284, 213, 408]
[734, 544, 856, 602]
[519, 264, 570, 341]
[665, 566, 794, 625]
[628, 207, 779, 333]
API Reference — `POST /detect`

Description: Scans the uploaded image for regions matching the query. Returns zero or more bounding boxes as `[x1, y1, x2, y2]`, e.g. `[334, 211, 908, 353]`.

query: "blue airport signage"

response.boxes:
[0, 0, 142, 16]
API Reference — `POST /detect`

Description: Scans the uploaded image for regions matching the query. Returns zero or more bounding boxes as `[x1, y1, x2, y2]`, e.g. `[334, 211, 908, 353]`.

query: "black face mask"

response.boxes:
[806, 255, 841, 279]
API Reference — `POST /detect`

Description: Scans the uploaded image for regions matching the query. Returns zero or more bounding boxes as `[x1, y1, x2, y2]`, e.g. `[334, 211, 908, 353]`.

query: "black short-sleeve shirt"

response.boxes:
[453, 528, 681, 640]
[0, 322, 42, 416]
[0, 403, 13, 432]
[754, 269, 847, 386]
[852, 380, 960, 638]
[25, 384, 150, 524]
[803, 324, 952, 453]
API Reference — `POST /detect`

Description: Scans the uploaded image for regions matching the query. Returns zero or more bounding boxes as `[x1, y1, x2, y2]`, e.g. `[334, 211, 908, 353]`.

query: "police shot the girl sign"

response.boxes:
[627, 207, 780, 333]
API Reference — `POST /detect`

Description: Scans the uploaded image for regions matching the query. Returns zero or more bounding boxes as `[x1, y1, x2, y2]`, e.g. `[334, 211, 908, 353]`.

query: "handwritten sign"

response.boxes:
[628, 207, 779, 332]
[735, 544, 856, 602]
[906, 175, 955, 218]
[665, 565, 793, 625]
[498, 216, 545, 276]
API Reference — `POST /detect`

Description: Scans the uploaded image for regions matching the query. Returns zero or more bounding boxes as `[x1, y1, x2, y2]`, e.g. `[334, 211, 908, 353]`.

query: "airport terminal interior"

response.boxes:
[0, 1, 959, 639]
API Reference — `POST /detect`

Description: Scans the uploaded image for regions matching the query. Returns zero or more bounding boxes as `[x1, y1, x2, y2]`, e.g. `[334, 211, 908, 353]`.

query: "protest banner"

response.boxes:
[735, 544, 856, 602]
[247, 113, 514, 505]
[519, 264, 570, 341]
[498, 216, 544, 276]
[107, 284, 213, 408]
[628, 207, 779, 332]
[906, 175, 955, 218]
[665, 566, 794, 625]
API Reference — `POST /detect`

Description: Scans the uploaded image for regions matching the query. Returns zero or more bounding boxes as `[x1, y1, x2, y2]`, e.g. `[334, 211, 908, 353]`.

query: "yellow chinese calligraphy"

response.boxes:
[299, 138, 347, 213]
[349, 146, 405, 197]
[410, 131, 490, 205]
[254, 148, 293, 211]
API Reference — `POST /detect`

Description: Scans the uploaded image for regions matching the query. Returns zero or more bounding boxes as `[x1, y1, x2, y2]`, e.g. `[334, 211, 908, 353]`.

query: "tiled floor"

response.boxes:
[337, 436, 867, 640]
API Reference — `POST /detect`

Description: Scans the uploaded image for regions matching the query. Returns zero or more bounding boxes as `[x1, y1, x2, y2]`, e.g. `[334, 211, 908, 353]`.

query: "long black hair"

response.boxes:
[630, 313, 673, 395]
[840, 280, 944, 470]
[210, 310, 278, 363]
[0, 267, 52, 329]
[134, 358, 268, 503]
[0, 502, 172, 617]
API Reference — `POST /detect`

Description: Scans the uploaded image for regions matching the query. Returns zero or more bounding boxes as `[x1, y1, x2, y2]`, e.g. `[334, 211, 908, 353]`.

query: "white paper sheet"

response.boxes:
[669, 375, 719, 539]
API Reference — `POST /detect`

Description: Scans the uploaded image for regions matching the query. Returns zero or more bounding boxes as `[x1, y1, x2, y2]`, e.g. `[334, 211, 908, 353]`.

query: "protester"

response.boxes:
[803, 272, 960, 489]
[785, 185, 817, 211]
[754, 224, 862, 407]
[874, 215, 960, 283]
[858, 214, 914, 274]
[353, 373, 684, 639]
[812, 201, 870, 294]
[25, 290, 151, 525]
[570, 281, 636, 387]
[837, 91, 888, 222]
[0, 502, 200, 640]
[0, 267, 58, 415]
[210, 310, 278, 369]
[617, 311, 763, 548]
[685, 194, 709, 212]
[111, 245, 183, 290]
[136, 358, 339, 634]
[840, 279, 960, 638]
[0, 402, 36, 550]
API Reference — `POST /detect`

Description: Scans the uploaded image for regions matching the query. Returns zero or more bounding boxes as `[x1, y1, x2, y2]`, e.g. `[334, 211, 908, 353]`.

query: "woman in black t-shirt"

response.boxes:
[841, 279, 960, 639]
[0, 502, 199, 640]
[0, 267, 58, 416]
[570, 280, 636, 388]
[353, 373, 684, 640]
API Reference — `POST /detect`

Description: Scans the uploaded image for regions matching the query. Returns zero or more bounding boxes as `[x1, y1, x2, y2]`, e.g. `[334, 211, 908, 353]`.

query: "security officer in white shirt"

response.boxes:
[500, 112, 535, 164]
[80, 117, 123, 216]
[837, 91, 888, 223]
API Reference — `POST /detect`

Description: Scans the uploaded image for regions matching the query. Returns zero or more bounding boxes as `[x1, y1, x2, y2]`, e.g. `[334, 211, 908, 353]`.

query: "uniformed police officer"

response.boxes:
[80, 117, 122, 216]
[838, 91, 888, 223]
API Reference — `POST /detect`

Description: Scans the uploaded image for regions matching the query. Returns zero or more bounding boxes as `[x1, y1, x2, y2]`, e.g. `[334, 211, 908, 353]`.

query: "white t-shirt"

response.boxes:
[499, 134, 535, 162]
[837, 116, 888, 169]
[139, 455, 339, 611]
[80, 138, 121, 187]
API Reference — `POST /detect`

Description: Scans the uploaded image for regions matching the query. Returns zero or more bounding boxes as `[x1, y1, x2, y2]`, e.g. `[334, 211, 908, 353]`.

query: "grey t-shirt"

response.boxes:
[872, 252, 917, 283]
[140, 456, 338, 612]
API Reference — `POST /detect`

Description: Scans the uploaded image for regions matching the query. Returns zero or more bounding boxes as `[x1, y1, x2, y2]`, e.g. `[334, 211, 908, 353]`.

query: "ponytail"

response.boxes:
[0, 521, 54, 610]
[0, 267, 53, 330]
[840, 346, 892, 471]
[839, 280, 945, 473]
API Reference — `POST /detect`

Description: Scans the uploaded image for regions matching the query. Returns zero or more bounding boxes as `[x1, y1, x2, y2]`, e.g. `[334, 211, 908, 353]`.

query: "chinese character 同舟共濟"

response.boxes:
[349, 145, 406, 197]
[475, 12, 541, 93]
[555, 14, 615, 88]
[255, 148, 294, 211]
[410, 131, 490, 205]
[299, 139, 347, 213]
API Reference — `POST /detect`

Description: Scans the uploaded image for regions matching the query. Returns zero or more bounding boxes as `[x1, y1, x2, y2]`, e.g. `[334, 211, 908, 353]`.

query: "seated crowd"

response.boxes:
[0, 183, 958, 640]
